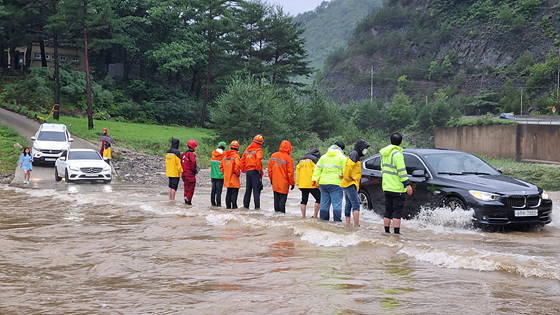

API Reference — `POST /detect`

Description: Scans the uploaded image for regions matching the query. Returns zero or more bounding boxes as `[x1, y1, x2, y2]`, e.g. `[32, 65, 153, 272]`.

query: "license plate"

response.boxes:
[85, 174, 98, 177]
[514, 209, 538, 217]
[45, 158, 57, 162]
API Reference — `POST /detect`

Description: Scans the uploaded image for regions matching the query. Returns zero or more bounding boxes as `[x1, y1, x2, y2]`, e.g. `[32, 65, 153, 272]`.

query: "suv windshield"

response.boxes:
[37, 131, 67, 142]
[423, 153, 500, 175]
[69, 151, 101, 160]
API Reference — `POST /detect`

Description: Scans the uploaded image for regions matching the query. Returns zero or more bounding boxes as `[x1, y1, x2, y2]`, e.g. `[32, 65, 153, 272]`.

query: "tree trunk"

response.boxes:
[53, 33, 60, 120]
[0, 44, 4, 69]
[39, 40, 47, 67]
[200, 2, 213, 128]
[52, 0, 60, 120]
[84, 0, 93, 129]
[9, 46, 17, 74]
[25, 43, 32, 70]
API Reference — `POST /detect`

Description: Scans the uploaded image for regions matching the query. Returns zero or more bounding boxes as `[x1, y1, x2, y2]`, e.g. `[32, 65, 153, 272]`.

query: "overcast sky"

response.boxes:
[266, 0, 326, 15]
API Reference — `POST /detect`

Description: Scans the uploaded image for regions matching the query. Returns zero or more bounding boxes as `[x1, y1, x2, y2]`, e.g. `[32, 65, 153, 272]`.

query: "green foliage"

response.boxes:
[447, 116, 515, 127]
[0, 124, 29, 176]
[416, 90, 461, 131]
[388, 91, 414, 131]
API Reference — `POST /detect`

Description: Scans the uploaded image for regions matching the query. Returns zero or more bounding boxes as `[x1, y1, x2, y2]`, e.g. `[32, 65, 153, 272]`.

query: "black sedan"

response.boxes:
[359, 148, 553, 227]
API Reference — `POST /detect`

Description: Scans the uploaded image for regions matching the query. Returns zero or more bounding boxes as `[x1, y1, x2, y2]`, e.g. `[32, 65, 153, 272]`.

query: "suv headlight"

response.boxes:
[469, 190, 501, 201]
[541, 190, 549, 200]
[103, 165, 111, 171]
[69, 165, 80, 171]
[33, 144, 41, 151]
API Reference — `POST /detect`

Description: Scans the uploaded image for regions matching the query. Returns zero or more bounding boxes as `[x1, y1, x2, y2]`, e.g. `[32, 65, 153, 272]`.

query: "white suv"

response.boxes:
[31, 123, 73, 164]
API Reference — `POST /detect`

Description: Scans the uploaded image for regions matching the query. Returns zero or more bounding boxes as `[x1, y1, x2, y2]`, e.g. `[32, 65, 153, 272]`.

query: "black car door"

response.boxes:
[361, 155, 385, 213]
[402, 153, 434, 218]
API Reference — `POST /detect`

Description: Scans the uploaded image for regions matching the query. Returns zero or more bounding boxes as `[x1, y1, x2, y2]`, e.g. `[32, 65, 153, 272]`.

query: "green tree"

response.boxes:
[388, 91, 413, 131]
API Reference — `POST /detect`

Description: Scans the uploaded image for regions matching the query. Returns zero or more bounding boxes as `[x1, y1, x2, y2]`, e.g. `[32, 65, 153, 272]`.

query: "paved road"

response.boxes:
[0, 107, 98, 186]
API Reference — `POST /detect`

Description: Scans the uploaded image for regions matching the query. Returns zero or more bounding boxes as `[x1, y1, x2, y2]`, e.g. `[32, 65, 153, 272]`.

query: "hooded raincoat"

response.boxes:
[211, 148, 225, 179]
[220, 149, 241, 188]
[240, 142, 263, 174]
[341, 140, 370, 190]
[311, 145, 347, 185]
[296, 148, 321, 189]
[268, 140, 295, 194]
[165, 138, 183, 177]
[380, 144, 410, 193]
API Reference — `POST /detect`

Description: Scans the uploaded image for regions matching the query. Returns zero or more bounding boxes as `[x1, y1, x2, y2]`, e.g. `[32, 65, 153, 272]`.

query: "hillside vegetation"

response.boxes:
[294, 0, 382, 70]
[319, 0, 560, 116]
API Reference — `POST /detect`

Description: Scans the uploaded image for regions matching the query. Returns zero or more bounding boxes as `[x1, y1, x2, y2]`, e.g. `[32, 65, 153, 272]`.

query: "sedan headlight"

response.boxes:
[469, 190, 501, 201]
[69, 165, 80, 171]
[541, 190, 550, 200]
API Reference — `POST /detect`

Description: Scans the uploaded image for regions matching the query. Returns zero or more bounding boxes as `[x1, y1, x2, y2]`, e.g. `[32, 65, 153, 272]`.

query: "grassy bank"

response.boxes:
[485, 158, 560, 191]
[0, 124, 29, 176]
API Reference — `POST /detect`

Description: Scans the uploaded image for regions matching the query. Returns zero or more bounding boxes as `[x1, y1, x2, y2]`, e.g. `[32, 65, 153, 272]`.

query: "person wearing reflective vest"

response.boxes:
[220, 141, 241, 209]
[181, 140, 198, 205]
[341, 139, 370, 227]
[211, 141, 227, 207]
[241, 134, 264, 210]
[380, 133, 412, 234]
[311, 142, 347, 222]
[165, 138, 183, 200]
[268, 140, 295, 213]
[296, 148, 321, 218]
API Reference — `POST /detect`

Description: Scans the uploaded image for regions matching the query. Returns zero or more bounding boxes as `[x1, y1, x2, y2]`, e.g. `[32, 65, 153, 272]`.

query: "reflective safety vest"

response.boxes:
[311, 145, 347, 185]
[211, 149, 225, 179]
[380, 144, 408, 193]
[240, 142, 263, 173]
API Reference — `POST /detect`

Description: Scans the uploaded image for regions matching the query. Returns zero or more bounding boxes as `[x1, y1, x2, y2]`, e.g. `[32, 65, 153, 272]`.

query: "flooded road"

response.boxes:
[1, 175, 559, 314]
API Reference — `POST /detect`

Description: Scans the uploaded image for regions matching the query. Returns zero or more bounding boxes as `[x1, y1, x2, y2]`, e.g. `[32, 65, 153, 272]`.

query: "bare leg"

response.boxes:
[393, 218, 401, 228]
[353, 210, 360, 227]
[169, 188, 176, 200]
[313, 203, 320, 218]
[300, 204, 306, 218]
[384, 217, 391, 227]
[346, 216, 351, 226]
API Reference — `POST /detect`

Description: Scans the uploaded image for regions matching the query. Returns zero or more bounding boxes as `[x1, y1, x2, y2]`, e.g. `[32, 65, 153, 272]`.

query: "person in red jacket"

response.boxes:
[240, 134, 264, 210]
[181, 140, 198, 205]
[220, 141, 241, 209]
[268, 140, 295, 213]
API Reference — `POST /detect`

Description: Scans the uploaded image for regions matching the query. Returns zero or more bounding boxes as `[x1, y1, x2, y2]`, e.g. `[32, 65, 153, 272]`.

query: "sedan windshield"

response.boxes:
[68, 151, 101, 160]
[423, 153, 500, 175]
[37, 131, 67, 142]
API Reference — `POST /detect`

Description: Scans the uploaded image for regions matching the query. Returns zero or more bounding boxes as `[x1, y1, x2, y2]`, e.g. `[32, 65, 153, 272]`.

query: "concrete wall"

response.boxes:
[434, 124, 560, 163]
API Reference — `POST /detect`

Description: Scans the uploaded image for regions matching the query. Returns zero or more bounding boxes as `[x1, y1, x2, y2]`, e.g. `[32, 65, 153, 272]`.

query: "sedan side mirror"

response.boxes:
[412, 169, 427, 177]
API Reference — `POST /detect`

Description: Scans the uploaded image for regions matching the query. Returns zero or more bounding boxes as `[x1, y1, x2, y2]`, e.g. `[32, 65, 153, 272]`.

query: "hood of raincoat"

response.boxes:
[279, 140, 292, 155]
[167, 138, 181, 158]
[326, 145, 344, 157]
[380, 144, 402, 156]
[301, 148, 320, 164]
[348, 139, 371, 162]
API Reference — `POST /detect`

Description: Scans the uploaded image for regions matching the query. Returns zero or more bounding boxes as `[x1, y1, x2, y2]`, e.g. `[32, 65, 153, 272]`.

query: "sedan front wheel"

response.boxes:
[358, 191, 371, 211]
[445, 196, 466, 211]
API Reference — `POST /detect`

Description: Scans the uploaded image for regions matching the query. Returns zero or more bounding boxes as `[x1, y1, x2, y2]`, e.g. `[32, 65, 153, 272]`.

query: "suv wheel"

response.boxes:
[55, 168, 62, 181]
[64, 169, 70, 183]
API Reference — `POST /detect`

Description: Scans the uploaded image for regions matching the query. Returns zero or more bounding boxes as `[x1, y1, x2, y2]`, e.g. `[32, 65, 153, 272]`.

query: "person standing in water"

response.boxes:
[268, 140, 295, 213]
[221, 141, 241, 209]
[19, 147, 33, 184]
[240, 134, 264, 210]
[380, 133, 412, 234]
[181, 140, 198, 205]
[165, 138, 183, 200]
[341, 139, 370, 227]
[296, 149, 321, 218]
[210, 141, 227, 207]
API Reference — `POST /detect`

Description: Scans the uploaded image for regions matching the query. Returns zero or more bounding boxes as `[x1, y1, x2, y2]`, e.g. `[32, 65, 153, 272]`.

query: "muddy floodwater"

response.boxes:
[1, 178, 559, 314]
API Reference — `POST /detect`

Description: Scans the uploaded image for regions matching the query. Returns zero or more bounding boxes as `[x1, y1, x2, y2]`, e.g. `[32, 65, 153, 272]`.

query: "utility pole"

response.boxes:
[370, 64, 373, 101]
[557, 44, 560, 104]
[520, 88, 523, 115]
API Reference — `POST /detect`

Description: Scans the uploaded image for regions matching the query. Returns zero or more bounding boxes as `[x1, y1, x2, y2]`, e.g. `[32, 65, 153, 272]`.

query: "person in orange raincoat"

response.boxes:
[220, 141, 241, 209]
[240, 134, 264, 210]
[268, 140, 295, 213]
